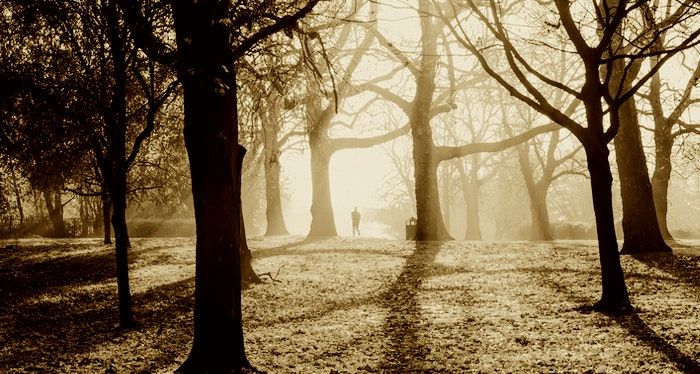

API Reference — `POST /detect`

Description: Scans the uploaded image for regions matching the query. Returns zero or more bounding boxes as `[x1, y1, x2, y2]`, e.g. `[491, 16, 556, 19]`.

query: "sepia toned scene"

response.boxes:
[0, 0, 699, 373]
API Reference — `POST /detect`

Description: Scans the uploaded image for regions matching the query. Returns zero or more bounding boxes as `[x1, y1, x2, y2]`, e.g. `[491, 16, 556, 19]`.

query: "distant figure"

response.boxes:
[351, 207, 361, 237]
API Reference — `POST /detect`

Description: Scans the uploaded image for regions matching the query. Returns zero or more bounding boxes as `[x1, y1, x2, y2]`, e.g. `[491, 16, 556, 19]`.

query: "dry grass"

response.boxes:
[0, 237, 699, 373]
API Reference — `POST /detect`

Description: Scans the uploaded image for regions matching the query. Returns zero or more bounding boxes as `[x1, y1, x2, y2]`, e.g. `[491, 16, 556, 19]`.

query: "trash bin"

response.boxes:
[405, 217, 417, 240]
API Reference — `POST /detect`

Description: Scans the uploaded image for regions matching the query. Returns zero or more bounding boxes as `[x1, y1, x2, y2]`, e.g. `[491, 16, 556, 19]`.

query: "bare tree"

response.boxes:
[645, 43, 700, 241]
[441, 0, 700, 311]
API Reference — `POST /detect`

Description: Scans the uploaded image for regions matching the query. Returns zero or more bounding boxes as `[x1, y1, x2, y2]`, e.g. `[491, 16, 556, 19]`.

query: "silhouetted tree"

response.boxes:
[118, 0, 321, 370]
[443, 0, 700, 310]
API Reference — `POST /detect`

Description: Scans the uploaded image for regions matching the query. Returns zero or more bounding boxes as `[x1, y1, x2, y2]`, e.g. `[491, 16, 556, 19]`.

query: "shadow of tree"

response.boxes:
[632, 252, 700, 292]
[379, 241, 444, 373]
[251, 237, 321, 259]
[530, 266, 700, 373]
[1, 276, 195, 371]
[612, 312, 700, 374]
[0, 244, 156, 312]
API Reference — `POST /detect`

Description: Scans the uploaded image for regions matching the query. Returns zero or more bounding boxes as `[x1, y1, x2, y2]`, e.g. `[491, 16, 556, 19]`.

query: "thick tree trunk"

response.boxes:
[414, 157, 451, 241]
[263, 115, 289, 236]
[585, 143, 631, 312]
[173, 1, 250, 371]
[307, 128, 337, 238]
[614, 97, 670, 254]
[42, 189, 67, 237]
[102, 193, 112, 244]
[411, 2, 451, 241]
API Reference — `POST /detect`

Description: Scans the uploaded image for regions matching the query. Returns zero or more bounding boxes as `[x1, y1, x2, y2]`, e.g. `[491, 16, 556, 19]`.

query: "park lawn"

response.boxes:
[0, 236, 699, 373]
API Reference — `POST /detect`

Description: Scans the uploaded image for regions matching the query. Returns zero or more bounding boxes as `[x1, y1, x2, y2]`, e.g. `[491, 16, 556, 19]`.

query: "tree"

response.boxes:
[645, 43, 700, 241]
[2, 0, 180, 327]
[379, 0, 557, 240]
[298, 0, 415, 238]
[504, 98, 585, 241]
[441, 0, 700, 310]
[137, 0, 320, 371]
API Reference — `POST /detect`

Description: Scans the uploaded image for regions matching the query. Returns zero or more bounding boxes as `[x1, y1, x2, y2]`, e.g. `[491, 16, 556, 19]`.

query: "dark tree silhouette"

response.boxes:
[116, 0, 322, 370]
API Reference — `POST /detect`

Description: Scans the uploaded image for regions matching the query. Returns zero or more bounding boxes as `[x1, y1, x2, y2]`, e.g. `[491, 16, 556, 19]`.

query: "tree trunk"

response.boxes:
[9, 165, 24, 226]
[414, 157, 451, 240]
[651, 123, 674, 241]
[110, 176, 134, 328]
[410, 2, 451, 241]
[440, 162, 451, 232]
[459, 156, 481, 240]
[307, 127, 337, 238]
[263, 113, 289, 236]
[585, 142, 631, 312]
[103, 0, 133, 329]
[79, 197, 91, 237]
[514, 138, 553, 241]
[102, 193, 112, 244]
[614, 97, 670, 254]
[42, 189, 67, 237]
[173, 0, 250, 370]
[240, 191, 261, 286]
[527, 185, 553, 241]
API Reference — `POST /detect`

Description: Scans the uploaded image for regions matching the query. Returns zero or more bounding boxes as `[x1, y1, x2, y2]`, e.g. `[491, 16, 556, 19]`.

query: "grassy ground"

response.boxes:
[0, 237, 699, 373]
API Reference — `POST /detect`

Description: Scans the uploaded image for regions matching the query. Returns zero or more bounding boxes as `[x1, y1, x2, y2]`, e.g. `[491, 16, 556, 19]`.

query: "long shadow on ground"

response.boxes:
[379, 241, 444, 372]
[631, 248, 700, 294]
[0, 276, 194, 371]
[530, 266, 700, 373]
[0, 242, 159, 309]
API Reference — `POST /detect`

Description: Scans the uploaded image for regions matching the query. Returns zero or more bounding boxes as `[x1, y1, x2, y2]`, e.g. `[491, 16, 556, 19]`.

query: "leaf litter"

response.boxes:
[0, 237, 698, 373]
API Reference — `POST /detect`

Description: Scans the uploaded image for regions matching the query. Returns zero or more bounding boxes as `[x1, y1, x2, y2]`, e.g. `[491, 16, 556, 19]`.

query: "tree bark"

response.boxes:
[410, 1, 451, 241]
[173, 0, 249, 370]
[585, 138, 631, 311]
[42, 189, 67, 238]
[614, 96, 671, 254]
[110, 176, 134, 328]
[307, 125, 338, 238]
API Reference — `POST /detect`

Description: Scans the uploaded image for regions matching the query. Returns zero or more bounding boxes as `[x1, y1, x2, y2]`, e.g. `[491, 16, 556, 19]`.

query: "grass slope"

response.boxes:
[0, 237, 699, 373]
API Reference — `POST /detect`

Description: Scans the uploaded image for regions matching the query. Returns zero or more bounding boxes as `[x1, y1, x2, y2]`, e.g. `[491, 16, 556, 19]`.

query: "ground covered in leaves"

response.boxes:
[1, 237, 699, 373]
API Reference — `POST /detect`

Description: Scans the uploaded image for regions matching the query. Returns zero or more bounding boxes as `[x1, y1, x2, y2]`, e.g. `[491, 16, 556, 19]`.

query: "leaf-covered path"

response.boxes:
[1, 237, 699, 373]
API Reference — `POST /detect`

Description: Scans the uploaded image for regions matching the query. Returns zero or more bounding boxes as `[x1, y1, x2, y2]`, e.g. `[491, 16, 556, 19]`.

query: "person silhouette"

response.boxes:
[351, 207, 361, 237]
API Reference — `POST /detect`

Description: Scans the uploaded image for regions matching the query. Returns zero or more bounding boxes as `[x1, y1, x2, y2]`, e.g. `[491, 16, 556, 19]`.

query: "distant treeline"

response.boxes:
[0, 218, 196, 239]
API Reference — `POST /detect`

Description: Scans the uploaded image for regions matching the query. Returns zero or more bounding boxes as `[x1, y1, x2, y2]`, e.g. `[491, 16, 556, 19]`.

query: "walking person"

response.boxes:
[351, 207, 361, 237]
